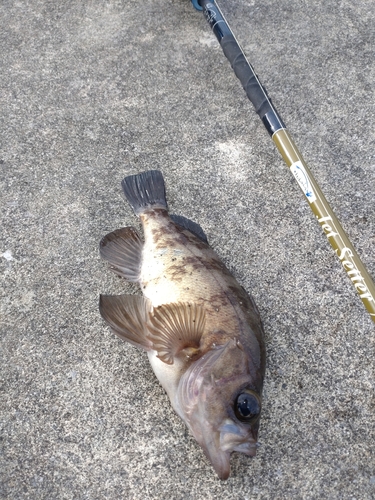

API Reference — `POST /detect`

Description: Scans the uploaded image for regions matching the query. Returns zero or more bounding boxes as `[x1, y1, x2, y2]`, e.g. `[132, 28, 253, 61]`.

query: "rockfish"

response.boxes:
[99, 170, 265, 479]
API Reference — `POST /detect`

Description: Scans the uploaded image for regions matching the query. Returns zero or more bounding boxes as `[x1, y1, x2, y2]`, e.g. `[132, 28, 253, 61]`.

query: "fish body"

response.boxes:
[99, 170, 265, 479]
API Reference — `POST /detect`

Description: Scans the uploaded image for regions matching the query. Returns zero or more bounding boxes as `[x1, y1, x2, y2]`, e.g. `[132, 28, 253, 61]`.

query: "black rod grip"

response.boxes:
[200, 0, 285, 134]
[221, 35, 270, 118]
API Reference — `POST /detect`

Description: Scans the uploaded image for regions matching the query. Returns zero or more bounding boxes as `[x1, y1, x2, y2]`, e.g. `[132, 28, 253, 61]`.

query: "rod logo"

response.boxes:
[204, 4, 216, 26]
[317, 216, 374, 303]
[290, 162, 316, 203]
[335, 245, 374, 303]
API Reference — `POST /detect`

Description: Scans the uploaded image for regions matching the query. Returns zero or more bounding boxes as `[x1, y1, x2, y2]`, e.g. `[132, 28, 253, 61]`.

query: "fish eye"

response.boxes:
[234, 390, 261, 422]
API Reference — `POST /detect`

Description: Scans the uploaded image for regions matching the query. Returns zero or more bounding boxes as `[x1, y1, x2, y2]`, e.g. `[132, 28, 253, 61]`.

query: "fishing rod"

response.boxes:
[191, 0, 375, 322]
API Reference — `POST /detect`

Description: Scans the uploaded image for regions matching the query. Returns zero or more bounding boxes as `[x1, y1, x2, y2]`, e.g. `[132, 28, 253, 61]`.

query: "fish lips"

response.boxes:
[219, 419, 258, 456]
[203, 445, 231, 481]
[191, 418, 258, 480]
[197, 419, 258, 480]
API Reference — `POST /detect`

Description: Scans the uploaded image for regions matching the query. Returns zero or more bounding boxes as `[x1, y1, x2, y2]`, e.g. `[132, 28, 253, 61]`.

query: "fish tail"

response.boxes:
[121, 170, 167, 215]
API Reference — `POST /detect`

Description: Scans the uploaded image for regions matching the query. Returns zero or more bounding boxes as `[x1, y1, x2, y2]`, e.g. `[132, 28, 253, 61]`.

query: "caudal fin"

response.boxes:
[121, 170, 167, 215]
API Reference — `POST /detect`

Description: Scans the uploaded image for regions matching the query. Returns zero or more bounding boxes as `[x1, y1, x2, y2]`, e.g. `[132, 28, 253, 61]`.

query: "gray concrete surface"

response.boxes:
[1, 0, 374, 498]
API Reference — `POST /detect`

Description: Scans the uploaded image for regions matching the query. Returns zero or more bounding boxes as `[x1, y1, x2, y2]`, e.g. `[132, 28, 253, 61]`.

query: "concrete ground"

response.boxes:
[1, 0, 374, 498]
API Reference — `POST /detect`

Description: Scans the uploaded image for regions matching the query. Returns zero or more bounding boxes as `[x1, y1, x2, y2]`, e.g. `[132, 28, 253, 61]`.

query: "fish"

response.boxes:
[99, 170, 265, 480]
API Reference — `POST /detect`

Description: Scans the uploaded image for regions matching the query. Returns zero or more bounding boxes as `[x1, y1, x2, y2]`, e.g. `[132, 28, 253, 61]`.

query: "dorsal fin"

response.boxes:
[147, 302, 206, 364]
[170, 215, 208, 244]
[99, 227, 143, 282]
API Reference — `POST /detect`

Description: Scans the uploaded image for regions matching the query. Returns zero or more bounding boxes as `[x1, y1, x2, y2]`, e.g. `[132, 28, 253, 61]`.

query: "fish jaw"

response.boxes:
[174, 340, 262, 479]
[190, 416, 258, 480]
[186, 406, 259, 480]
[219, 418, 258, 456]
[202, 440, 231, 481]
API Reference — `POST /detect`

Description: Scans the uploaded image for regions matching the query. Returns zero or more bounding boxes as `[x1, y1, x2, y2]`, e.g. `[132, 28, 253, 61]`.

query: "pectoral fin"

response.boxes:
[99, 294, 152, 350]
[99, 227, 143, 282]
[147, 303, 206, 364]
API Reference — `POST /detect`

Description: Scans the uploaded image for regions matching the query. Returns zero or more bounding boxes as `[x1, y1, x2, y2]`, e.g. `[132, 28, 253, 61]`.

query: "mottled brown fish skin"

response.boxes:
[140, 208, 265, 375]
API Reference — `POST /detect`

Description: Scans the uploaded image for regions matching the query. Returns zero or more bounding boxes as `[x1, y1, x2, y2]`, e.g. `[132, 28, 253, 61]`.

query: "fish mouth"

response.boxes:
[219, 419, 258, 456]
[219, 418, 257, 457]
[199, 419, 257, 480]
[202, 441, 231, 480]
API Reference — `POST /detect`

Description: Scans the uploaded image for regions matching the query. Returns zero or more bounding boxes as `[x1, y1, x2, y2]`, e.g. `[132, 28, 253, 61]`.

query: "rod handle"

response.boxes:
[221, 36, 270, 118]
[200, 0, 285, 134]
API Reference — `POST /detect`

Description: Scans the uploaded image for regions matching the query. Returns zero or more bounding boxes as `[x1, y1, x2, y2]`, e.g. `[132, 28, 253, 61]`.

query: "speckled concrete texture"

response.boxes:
[1, 0, 375, 498]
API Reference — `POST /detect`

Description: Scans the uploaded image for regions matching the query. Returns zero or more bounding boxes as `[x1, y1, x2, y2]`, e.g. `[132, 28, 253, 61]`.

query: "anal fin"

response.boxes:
[147, 303, 206, 364]
[99, 294, 152, 350]
[99, 227, 143, 282]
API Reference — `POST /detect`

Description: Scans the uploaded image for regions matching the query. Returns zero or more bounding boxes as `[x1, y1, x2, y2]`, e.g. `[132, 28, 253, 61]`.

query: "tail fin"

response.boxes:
[121, 170, 167, 215]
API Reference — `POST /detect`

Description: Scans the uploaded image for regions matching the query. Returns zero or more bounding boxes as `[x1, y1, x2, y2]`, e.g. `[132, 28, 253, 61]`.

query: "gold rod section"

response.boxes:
[273, 129, 375, 322]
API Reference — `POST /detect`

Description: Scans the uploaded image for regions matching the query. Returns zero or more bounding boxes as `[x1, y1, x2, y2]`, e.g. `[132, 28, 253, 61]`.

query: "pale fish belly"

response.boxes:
[147, 350, 186, 415]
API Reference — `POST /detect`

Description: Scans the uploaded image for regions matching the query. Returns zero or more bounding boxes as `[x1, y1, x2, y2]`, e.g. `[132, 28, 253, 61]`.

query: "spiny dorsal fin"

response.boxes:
[99, 227, 143, 282]
[99, 294, 152, 350]
[147, 302, 206, 365]
[170, 214, 208, 244]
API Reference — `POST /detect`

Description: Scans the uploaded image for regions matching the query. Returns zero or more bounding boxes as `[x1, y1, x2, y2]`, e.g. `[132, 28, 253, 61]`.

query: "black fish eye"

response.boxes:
[235, 391, 261, 422]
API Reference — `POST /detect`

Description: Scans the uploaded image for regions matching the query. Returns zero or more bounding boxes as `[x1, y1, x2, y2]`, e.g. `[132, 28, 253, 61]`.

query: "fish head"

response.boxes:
[176, 338, 264, 480]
